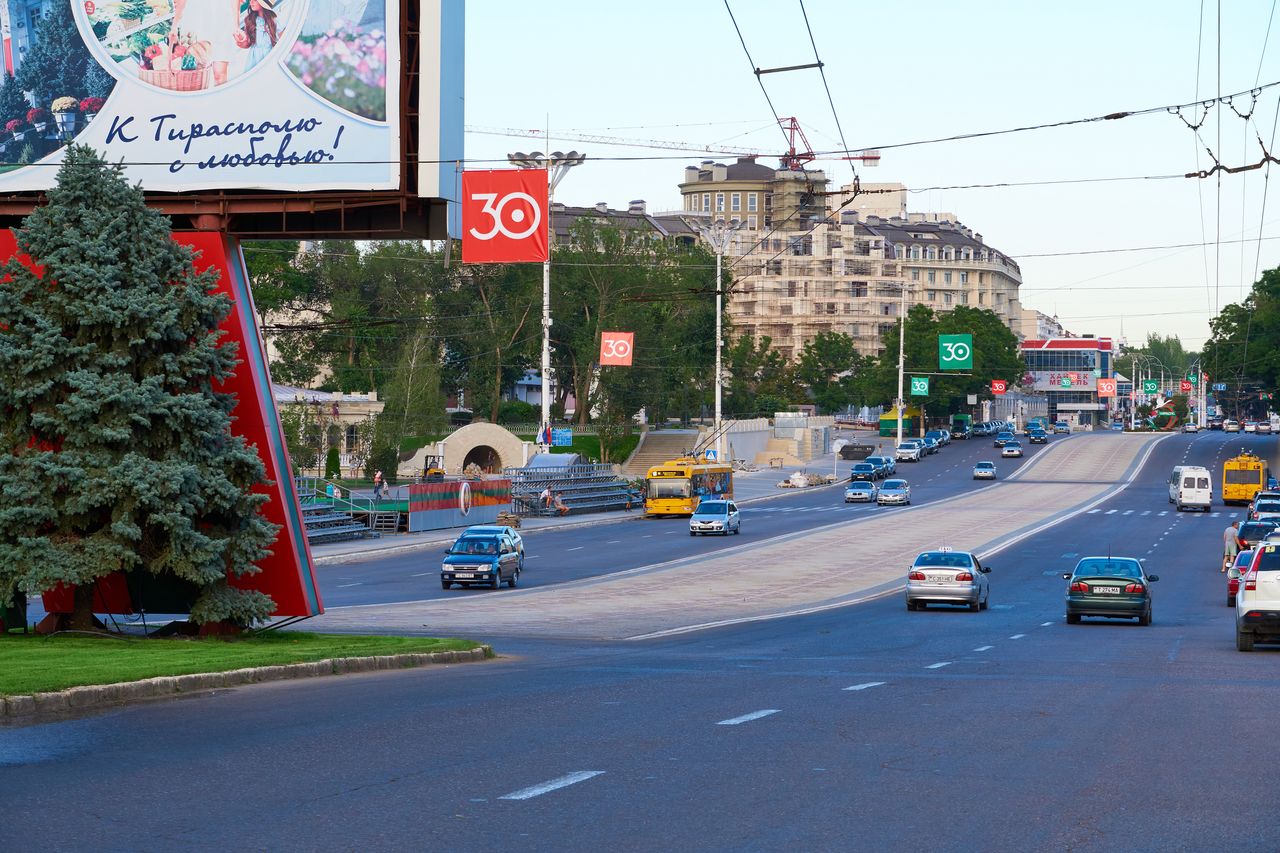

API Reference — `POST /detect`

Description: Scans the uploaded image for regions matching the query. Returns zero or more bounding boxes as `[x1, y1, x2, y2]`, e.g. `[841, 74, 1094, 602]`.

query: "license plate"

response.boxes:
[1092, 585, 1121, 594]
[928, 574, 952, 583]
[453, 573, 475, 579]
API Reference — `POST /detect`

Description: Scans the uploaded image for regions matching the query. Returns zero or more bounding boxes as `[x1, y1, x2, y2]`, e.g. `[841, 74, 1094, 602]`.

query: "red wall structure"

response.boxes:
[34, 232, 322, 620]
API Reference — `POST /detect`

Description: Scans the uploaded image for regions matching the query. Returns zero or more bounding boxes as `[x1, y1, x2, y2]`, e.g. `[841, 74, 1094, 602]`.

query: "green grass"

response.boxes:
[0, 631, 483, 696]
[516, 433, 640, 464]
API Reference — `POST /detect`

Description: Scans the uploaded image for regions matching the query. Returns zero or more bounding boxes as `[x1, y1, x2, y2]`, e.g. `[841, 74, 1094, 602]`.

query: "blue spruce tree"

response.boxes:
[0, 146, 279, 630]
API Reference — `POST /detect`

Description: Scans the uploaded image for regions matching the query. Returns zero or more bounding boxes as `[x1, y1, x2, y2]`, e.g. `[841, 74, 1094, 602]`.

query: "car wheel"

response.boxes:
[1066, 613, 1081, 625]
[441, 581, 451, 591]
[969, 600, 980, 612]
[1237, 627, 1255, 651]
[1228, 595, 1236, 607]
[491, 572, 502, 590]
[980, 595, 989, 611]
[1138, 608, 1151, 626]
[734, 524, 741, 535]
[689, 530, 696, 536]
[906, 600, 918, 611]
[508, 569, 519, 589]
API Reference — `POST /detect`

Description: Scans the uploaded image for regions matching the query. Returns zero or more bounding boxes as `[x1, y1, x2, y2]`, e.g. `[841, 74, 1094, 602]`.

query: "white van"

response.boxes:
[1169, 465, 1213, 512]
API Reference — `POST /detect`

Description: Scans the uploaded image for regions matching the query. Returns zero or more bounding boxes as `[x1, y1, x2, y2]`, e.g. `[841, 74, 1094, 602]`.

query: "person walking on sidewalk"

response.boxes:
[373, 470, 384, 500]
[1223, 520, 1242, 571]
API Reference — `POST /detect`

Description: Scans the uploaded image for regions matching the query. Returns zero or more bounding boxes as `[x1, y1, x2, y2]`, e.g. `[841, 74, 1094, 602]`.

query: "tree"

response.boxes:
[16, 2, 97, 107]
[723, 334, 801, 417]
[796, 331, 866, 414]
[0, 146, 279, 629]
[0, 74, 28, 128]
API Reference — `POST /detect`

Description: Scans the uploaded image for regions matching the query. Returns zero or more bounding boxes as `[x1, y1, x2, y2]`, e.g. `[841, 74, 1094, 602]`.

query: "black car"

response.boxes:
[1238, 520, 1279, 549]
[849, 462, 880, 482]
[1064, 556, 1158, 625]
[1028, 429, 1048, 444]
[993, 431, 1015, 447]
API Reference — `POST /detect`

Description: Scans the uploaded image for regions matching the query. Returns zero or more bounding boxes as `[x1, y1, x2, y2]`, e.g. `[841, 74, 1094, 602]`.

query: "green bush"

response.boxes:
[366, 444, 399, 483]
[496, 399, 538, 424]
[324, 446, 341, 479]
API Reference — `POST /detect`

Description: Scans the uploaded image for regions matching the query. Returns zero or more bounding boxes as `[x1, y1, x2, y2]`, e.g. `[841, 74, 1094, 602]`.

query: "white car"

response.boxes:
[1183, 422, 1199, 433]
[844, 481, 878, 503]
[972, 461, 997, 480]
[895, 442, 922, 462]
[1245, 421, 1259, 433]
[1225, 420, 1241, 433]
[1001, 441, 1024, 458]
[689, 499, 741, 536]
[1236, 543, 1280, 650]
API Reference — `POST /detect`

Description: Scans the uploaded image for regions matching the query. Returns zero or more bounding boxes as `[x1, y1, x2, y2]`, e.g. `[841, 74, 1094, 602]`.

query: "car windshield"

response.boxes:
[693, 501, 727, 515]
[915, 552, 974, 568]
[1240, 522, 1278, 540]
[454, 538, 497, 555]
[997, 432, 1012, 438]
[1255, 545, 1280, 571]
[648, 478, 691, 498]
[976, 462, 995, 469]
[847, 482, 873, 490]
[1257, 502, 1280, 514]
[1074, 558, 1142, 578]
[896, 444, 914, 451]
[853, 464, 873, 471]
[883, 480, 907, 489]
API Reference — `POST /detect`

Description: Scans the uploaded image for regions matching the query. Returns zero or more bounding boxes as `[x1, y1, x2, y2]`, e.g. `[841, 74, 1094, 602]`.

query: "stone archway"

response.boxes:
[440, 423, 528, 474]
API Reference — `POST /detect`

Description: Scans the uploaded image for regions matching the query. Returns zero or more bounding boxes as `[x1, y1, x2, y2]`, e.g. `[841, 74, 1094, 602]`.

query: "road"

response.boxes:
[5, 429, 1278, 851]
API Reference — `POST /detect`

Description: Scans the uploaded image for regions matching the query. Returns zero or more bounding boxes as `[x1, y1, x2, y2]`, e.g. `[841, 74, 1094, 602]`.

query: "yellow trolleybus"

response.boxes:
[644, 456, 733, 517]
[1223, 451, 1269, 505]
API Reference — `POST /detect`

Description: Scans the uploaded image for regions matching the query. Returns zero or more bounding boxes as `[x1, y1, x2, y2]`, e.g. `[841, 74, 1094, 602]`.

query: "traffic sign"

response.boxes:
[1187, 374, 1199, 386]
[461, 169, 549, 264]
[1060, 376, 1072, 388]
[1096, 378, 1117, 398]
[938, 334, 973, 370]
[1180, 380, 1193, 393]
[1092, 369, 1102, 378]
[1212, 383, 1228, 391]
[910, 376, 929, 396]
[550, 427, 573, 447]
[1142, 379, 1158, 394]
[991, 379, 1008, 395]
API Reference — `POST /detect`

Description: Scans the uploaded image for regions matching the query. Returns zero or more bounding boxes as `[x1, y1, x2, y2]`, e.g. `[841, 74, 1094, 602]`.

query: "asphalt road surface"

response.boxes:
[5, 430, 1278, 851]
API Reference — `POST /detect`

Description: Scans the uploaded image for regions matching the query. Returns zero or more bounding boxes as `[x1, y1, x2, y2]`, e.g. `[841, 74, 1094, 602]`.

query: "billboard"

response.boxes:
[0, 0, 403, 192]
[1027, 371, 1097, 392]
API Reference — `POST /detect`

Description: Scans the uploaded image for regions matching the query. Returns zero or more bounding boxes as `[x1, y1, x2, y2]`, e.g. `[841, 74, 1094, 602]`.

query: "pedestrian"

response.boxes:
[553, 491, 569, 516]
[1223, 520, 1242, 571]
[540, 485, 553, 509]
[373, 470, 383, 499]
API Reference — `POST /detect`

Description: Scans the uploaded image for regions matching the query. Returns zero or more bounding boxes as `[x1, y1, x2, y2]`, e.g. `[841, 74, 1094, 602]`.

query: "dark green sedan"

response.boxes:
[1063, 557, 1159, 625]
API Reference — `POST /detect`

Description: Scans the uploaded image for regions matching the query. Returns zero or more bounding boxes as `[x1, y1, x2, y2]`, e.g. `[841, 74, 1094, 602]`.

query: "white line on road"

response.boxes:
[717, 709, 780, 726]
[843, 682, 886, 691]
[926, 661, 952, 669]
[973, 646, 993, 652]
[336, 582, 362, 588]
[1040, 621, 1053, 626]
[498, 771, 605, 801]
[1086, 509, 1101, 514]
[567, 546, 584, 552]
[1009, 634, 1026, 639]
[664, 531, 677, 534]
[524, 555, 540, 559]
[1122, 510, 1134, 515]
[606, 540, 621, 544]
[1105, 509, 1118, 515]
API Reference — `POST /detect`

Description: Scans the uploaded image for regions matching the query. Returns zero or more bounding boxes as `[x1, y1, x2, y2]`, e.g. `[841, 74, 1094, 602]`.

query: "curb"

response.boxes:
[0, 645, 494, 722]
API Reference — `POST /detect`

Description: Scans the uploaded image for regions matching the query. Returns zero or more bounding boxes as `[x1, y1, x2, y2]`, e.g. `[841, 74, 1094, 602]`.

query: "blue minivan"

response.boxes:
[441, 533, 521, 591]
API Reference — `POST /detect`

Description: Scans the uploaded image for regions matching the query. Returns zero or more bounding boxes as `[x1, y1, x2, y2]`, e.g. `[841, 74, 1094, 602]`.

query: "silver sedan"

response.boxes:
[844, 481, 878, 502]
[877, 479, 911, 505]
[906, 549, 992, 611]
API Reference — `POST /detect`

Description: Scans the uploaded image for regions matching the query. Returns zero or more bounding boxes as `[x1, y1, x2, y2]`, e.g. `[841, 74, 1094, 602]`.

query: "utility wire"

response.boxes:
[723, 0, 793, 154]
[798, 0, 858, 185]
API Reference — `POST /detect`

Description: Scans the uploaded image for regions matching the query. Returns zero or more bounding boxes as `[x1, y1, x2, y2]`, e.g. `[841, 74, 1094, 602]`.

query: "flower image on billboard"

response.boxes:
[0, 0, 401, 192]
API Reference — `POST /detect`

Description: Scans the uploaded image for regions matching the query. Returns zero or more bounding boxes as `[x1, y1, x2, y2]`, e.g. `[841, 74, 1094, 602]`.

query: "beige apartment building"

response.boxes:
[677, 164, 1025, 359]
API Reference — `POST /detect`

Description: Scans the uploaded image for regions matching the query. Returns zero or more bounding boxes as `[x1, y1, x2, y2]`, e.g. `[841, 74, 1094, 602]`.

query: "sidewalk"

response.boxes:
[308, 450, 858, 565]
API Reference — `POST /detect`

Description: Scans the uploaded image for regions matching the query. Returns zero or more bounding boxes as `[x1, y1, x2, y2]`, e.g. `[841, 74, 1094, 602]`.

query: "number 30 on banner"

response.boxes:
[600, 332, 634, 366]
[461, 169, 549, 264]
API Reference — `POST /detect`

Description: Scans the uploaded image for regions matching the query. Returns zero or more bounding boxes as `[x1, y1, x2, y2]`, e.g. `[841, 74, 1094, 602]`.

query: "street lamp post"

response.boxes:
[896, 280, 908, 446]
[695, 218, 744, 462]
[507, 150, 586, 451]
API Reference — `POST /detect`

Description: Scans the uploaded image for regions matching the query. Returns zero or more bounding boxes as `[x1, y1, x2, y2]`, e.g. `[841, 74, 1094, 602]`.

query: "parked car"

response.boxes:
[877, 479, 912, 505]
[441, 533, 521, 590]
[921, 436, 940, 455]
[849, 462, 880, 482]
[844, 481, 878, 503]
[926, 429, 950, 447]
[1236, 543, 1280, 650]
[689, 499, 741, 536]
[866, 455, 896, 476]
[1063, 556, 1158, 625]
[993, 431, 1015, 447]
[906, 548, 991, 612]
[895, 442, 922, 462]
[1227, 550, 1254, 607]
[1001, 441, 1024, 458]
[1237, 520, 1279, 549]
[973, 461, 997, 480]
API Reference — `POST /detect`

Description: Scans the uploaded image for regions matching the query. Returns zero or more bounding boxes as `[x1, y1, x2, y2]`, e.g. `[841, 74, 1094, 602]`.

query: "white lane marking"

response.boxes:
[717, 709, 780, 726]
[642, 534, 654, 538]
[1158, 511, 1168, 516]
[1104, 509, 1118, 515]
[336, 582, 362, 588]
[1211, 512, 1221, 517]
[973, 645, 993, 652]
[498, 771, 605, 801]
[524, 555, 540, 559]
[1122, 510, 1134, 515]
[567, 546, 584, 552]
[606, 540, 621, 544]
[664, 531, 677, 535]
[1141, 510, 1151, 516]
[410, 571, 434, 577]
[1086, 509, 1101, 514]
[1040, 621, 1053, 626]
[843, 681, 886, 691]
[926, 661, 952, 669]
[1009, 634, 1026, 639]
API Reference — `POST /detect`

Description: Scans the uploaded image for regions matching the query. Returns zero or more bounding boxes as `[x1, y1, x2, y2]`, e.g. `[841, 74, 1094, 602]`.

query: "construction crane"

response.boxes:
[466, 117, 880, 171]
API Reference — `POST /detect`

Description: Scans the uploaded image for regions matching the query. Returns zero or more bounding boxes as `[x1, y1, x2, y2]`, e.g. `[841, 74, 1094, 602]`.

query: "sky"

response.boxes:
[464, 0, 1280, 351]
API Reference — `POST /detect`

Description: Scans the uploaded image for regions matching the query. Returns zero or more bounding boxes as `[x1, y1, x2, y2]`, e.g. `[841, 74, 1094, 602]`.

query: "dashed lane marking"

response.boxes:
[1040, 621, 1053, 627]
[498, 771, 606, 801]
[567, 546, 584, 552]
[409, 572, 434, 577]
[926, 662, 952, 669]
[843, 682, 886, 691]
[1122, 510, 1134, 515]
[717, 709, 781, 726]
[1105, 509, 1118, 515]
[336, 582, 362, 588]
[1009, 634, 1026, 639]
[973, 646, 993, 652]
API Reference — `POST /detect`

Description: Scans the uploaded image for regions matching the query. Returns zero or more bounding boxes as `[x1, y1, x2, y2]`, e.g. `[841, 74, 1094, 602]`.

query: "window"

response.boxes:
[944, 247, 954, 260]
[780, 303, 793, 315]
[747, 193, 758, 212]
[747, 215, 757, 229]
[927, 270, 936, 284]
[943, 292, 953, 305]
[911, 246, 922, 260]
[944, 271, 952, 284]
[702, 193, 710, 212]
[979, 272, 987, 283]
[927, 290, 937, 301]
[715, 193, 725, 212]
[911, 269, 920, 281]
[978, 292, 985, 304]
[960, 272, 968, 284]
[730, 192, 741, 212]
[926, 247, 937, 260]
[850, 282, 868, 297]
[882, 303, 897, 316]
[787, 281, 798, 297]
[848, 259, 874, 276]
[345, 424, 358, 452]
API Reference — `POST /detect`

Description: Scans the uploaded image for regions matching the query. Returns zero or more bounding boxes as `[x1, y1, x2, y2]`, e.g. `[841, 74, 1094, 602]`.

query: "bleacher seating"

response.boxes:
[296, 477, 380, 544]
[505, 463, 638, 516]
